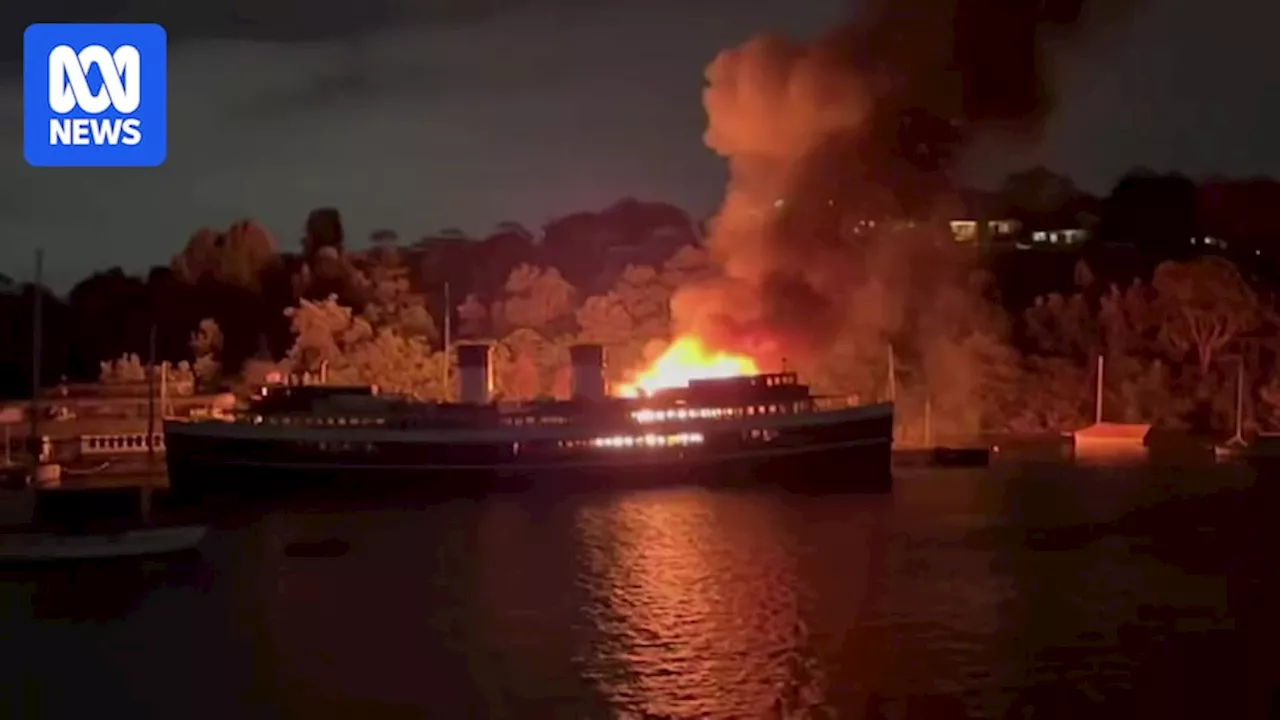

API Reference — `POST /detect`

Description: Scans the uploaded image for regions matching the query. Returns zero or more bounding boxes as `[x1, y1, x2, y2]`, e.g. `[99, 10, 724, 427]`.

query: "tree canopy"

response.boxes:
[5, 172, 1280, 439]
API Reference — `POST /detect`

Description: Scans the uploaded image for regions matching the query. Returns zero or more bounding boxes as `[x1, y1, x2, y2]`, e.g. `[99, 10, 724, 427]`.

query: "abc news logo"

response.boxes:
[23, 23, 167, 168]
[48, 44, 143, 147]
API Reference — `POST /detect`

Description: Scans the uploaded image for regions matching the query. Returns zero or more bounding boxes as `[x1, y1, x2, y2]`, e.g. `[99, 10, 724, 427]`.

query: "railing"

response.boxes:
[80, 432, 166, 455]
[812, 396, 865, 411]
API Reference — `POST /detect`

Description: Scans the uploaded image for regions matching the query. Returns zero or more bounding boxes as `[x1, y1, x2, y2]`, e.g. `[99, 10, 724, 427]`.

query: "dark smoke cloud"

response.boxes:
[674, 0, 1145, 384]
[850, 0, 1145, 157]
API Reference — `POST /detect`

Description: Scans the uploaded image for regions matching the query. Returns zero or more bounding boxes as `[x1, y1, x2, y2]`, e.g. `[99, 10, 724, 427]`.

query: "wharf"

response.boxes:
[29, 472, 171, 529]
[0, 463, 169, 526]
[49, 470, 168, 491]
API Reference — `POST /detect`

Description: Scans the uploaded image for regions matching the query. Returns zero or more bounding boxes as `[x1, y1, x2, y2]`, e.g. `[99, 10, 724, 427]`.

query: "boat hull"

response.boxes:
[0, 525, 207, 564]
[162, 407, 894, 507]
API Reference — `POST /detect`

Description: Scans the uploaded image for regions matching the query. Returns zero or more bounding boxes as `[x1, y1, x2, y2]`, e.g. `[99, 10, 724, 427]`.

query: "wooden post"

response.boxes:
[924, 394, 934, 447]
[1232, 357, 1245, 444]
[886, 344, 896, 403]
[28, 250, 43, 471]
[443, 282, 452, 402]
[139, 487, 152, 525]
[1094, 354, 1104, 424]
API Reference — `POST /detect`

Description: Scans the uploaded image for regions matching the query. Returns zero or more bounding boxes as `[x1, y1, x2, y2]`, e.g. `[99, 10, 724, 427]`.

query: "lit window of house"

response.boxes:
[949, 220, 979, 242]
[988, 219, 1021, 236]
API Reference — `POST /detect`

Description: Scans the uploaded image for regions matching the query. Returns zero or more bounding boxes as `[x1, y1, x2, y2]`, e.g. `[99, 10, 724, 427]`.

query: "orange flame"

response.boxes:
[615, 335, 759, 397]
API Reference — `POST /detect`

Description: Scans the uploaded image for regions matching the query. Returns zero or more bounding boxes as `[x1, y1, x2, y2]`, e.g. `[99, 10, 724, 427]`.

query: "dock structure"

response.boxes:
[1070, 422, 1151, 461]
[30, 475, 169, 529]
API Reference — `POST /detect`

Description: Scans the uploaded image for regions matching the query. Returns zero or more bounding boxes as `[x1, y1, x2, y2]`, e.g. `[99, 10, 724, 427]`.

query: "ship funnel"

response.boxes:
[456, 343, 493, 404]
[570, 344, 606, 401]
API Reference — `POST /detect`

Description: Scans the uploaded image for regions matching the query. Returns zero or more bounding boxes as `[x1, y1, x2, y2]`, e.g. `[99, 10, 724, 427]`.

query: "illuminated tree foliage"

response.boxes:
[7, 180, 1280, 435]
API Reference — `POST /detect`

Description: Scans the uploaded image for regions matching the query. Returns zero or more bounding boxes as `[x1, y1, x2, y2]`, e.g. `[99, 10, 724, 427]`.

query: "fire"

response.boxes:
[615, 335, 759, 397]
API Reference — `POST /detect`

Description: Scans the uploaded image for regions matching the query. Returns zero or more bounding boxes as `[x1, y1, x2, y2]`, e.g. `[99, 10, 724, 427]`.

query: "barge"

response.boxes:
[163, 344, 894, 501]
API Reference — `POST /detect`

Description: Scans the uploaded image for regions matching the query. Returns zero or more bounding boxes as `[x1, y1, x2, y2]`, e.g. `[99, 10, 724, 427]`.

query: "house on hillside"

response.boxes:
[948, 189, 1023, 247]
[949, 187, 1101, 252]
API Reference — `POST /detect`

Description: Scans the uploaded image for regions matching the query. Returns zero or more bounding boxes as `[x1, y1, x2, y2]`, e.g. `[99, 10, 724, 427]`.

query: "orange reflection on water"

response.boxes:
[573, 488, 827, 718]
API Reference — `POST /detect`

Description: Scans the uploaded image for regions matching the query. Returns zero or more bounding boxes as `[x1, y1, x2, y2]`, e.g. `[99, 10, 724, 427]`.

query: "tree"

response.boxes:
[659, 245, 717, 288]
[456, 293, 489, 338]
[1100, 171, 1200, 256]
[1097, 280, 1159, 359]
[99, 353, 147, 384]
[1259, 374, 1280, 431]
[190, 318, 223, 389]
[1006, 357, 1089, 432]
[294, 245, 370, 305]
[282, 296, 443, 399]
[494, 265, 576, 335]
[363, 252, 438, 344]
[370, 229, 399, 247]
[492, 328, 571, 401]
[996, 166, 1102, 236]
[171, 220, 279, 290]
[577, 265, 674, 385]
[1024, 292, 1097, 359]
[303, 207, 345, 256]
[1153, 257, 1261, 374]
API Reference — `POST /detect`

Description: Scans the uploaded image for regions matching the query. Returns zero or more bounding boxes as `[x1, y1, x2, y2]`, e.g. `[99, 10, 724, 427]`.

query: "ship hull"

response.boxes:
[162, 406, 894, 508]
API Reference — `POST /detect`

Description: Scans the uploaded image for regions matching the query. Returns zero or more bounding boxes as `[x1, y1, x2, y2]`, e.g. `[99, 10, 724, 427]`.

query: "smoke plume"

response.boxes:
[674, 0, 1145, 405]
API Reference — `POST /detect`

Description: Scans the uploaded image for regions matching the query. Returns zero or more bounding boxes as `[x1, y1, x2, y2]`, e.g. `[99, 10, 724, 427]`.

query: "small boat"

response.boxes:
[0, 525, 208, 564]
[1214, 446, 1240, 460]
[283, 537, 350, 558]
[0, 464, 26, 490]
[931, 446, 991, 467]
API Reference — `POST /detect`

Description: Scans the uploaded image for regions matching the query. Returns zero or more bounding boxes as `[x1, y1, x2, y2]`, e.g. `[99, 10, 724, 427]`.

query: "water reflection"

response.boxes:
[1, 464, 1274, 718]
[11, 555, 205, 622]
[573, 487, 825, 717]
[234, 507, 494, 715]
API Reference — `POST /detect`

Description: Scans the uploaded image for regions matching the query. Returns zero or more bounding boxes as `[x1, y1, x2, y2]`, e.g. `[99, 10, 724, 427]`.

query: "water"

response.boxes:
[1, 463, 1277, 719]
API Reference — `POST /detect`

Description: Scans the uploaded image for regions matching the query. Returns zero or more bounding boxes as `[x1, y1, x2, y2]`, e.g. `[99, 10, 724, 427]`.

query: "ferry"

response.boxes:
[162, 344, 894, 501]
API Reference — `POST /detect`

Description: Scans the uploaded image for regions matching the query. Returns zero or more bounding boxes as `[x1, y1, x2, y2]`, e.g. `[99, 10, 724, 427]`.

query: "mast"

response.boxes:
[28, 250, 43, 469]
[147, 322, 157, 461]
[886, 343, 896, 403]
[1233, 357, 1245, 444]
[1094, 354, 1104, 424]
[442, 281, 452, 401]
[924, 393, 933, 447]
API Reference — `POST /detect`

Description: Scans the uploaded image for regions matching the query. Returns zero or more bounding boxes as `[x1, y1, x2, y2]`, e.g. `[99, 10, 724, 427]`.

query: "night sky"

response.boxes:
[0, 0, 1277, 289]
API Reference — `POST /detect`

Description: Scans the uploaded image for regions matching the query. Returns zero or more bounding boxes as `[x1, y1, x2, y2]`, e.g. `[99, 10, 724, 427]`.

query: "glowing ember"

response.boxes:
[616, 335, 759, 397]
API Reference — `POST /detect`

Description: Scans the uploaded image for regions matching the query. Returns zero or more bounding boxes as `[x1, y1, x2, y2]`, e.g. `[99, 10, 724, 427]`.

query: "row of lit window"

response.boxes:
[311, 441, 377, 453]
[502, 415, 569, 426]
[253, 415, 388, 426]
[632, 403, 808, 424]
[1190, 236, 1228, 248]
[1031, 229, 1088, 245]
[559, 432, 706, 450]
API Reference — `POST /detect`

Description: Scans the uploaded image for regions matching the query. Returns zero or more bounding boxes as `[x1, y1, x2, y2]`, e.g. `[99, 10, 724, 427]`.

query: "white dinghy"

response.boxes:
[0, 524, 208, 563]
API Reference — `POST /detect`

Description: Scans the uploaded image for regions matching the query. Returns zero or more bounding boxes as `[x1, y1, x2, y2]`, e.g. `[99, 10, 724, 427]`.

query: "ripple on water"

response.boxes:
[0, 464, 1272, 718]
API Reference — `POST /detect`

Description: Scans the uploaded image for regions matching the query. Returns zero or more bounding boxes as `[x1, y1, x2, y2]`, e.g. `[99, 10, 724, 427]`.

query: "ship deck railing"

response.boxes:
[812, 396, 867, 411]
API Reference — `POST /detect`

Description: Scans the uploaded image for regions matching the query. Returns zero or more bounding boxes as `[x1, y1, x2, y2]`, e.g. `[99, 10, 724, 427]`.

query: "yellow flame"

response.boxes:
[616, 335, 759, 397]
